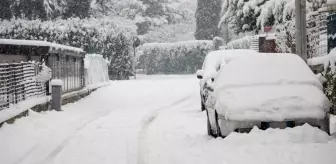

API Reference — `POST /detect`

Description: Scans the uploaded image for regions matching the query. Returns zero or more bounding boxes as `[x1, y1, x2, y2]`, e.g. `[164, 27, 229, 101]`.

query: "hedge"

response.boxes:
[139, 40, 214, 74]
[0, 17, 137, 80]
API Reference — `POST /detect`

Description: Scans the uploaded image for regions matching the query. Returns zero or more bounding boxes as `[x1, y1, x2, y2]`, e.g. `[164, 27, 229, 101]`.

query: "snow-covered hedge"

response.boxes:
[308, 48, 336, 115]
[0, 17, 137, 80]
[226, 36, 253, 49]
[139, 40, 213, 74]
[84, 54, 109, 86]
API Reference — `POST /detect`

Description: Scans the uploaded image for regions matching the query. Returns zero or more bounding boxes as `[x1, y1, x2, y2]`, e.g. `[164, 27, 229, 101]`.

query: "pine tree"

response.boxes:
[109, 33, 133, 80]
[0, 0, 12, 20]
[10, 0, 48, 20]
[140, 0, 165, 17]
[195, 0, 222, 40]
[64, 0, 90, 19]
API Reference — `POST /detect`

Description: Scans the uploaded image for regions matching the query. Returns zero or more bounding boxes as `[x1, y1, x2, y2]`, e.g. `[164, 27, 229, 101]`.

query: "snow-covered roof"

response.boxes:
[214, 53, 328, 121]
[265, 34, 276, 40]
[0, 39, 85, 53]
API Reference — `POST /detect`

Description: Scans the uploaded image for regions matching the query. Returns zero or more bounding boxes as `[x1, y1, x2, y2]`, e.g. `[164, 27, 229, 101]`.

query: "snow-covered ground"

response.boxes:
[1, 75, 336, 164]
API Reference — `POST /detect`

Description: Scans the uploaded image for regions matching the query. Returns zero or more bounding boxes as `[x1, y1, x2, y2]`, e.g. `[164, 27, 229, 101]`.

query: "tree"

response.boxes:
[10, 0, 48, 20]
[195, 0, 222, 40]
[141, 21, 196, 43]
[0, 0, 66, 20]
[90, 0, 193, 35]
[0, 0, 12, 20]
[64, 0, 91, 19]
[275, 17, 296, 53]
[219, 0, 268, 35]
[109, 33, 133, 80]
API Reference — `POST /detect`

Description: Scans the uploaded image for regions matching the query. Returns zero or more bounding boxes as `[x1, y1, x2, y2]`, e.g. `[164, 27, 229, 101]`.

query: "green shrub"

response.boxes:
[323, 68, 336, 115]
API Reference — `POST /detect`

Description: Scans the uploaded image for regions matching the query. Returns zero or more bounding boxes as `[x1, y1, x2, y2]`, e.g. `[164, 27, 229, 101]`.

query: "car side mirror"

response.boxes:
[196, 70, 204, 79]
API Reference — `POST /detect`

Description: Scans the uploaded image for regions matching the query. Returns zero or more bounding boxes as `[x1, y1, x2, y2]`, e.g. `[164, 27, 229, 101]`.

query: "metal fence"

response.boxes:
[307, 12, 328, 58]
[328, 13, 336, 52]
[47, 54, 85, 94]
[0, 62, 46, 110]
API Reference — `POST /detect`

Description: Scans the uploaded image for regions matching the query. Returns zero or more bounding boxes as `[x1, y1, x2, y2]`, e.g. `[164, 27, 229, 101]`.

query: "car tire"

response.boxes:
[201, 102, 205, 111]
[206, 110, 215, 137]
[321, 116, 330, 135]
[215, 112, 222, 138]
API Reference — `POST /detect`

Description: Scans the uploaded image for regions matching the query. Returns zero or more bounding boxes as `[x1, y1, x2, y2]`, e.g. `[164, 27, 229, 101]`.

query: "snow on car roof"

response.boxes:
[202, 49, 258, 69]
[215, 53, 322, 90]
[201, 49, 258, 83]
[0, 39, 84, 53]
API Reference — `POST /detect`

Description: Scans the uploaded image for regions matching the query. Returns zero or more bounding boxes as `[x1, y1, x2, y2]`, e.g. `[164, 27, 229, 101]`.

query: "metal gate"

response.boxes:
[328, 13, 336, 53]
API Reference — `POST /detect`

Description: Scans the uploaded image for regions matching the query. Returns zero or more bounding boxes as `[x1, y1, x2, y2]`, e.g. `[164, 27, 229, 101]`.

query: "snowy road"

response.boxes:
[1, 75, 336, 164]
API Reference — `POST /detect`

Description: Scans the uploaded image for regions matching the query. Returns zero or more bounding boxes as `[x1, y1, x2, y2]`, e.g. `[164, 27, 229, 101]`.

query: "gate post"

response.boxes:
[51, 79, 62, 111]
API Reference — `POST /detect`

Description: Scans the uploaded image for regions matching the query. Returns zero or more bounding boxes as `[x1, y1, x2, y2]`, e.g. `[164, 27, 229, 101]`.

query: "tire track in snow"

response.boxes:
[14, 109, 116, 164]
[40, 110, 117, 164]
[137, 92, 195, 164]
[37, 94, 192, 164]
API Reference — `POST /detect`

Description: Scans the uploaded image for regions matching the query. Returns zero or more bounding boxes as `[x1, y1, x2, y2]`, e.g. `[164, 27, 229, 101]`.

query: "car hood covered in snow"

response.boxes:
[213, 54, 329, 121]
[215, 85, 329, 121]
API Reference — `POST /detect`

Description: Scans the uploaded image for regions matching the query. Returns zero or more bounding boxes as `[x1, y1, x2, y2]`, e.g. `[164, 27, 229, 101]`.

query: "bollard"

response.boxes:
[51, 79, 62, 111]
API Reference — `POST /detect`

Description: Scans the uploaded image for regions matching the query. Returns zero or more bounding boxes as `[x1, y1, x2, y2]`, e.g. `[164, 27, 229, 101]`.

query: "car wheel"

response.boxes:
[215, 112, 222, 138]
[201, 102, 205, 111]
[206, 110, 215, 137]
[321, 116, 330, 135]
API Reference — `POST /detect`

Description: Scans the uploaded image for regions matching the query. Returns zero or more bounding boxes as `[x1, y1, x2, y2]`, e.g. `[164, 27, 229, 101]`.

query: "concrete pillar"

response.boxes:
[295, 0, 307, 62]
[51, 79, 62, 111]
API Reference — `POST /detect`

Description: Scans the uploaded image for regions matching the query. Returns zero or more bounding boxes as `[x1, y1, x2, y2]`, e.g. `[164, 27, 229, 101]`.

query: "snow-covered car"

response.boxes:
[197, 49, 258, 111]
[199, 53, 330, 137]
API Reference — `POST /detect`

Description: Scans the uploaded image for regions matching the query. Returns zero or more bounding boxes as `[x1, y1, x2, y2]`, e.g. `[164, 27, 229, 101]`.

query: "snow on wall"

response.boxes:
[0, 96, 50, 123]
[226, 36, 253, 49]
[84, 54, 109, 86]
[0, 39, 84, 53]
[226, 33, 275, 50]
[308, 47, 336, 72]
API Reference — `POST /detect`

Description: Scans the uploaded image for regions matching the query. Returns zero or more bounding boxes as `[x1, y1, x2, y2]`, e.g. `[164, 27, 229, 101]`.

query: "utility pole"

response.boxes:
[222, 0, 229, 45]
[132, 36, 141, 80]
[295, 0, 307, 62]
[133, 47, 136, 80]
